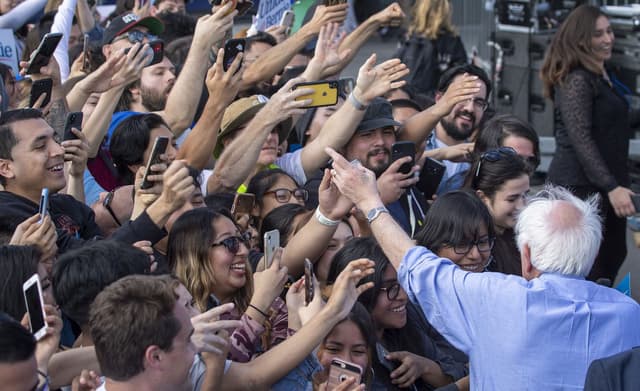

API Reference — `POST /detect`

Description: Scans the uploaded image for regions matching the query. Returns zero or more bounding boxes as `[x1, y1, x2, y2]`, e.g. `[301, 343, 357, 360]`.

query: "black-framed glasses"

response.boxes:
[113, 30, 158, 44]
[103, 189, 122, 226]
[264, 188, 309, 203]
[446, 236, 495, 255]
[465, 97, 489, 112]
[211, 232, 251, 254]
[379, 282, 401, 301]
[475, 147, 517, 178]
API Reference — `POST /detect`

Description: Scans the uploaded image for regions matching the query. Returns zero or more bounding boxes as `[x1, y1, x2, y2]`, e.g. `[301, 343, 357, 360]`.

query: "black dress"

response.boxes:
[548, 67, 631, 282]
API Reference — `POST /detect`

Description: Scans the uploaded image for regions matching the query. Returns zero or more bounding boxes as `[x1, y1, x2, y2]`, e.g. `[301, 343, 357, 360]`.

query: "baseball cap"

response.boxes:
[214, 95, 293, 158]
[103, 13, 164, 45]
[355, 97, 401, 133]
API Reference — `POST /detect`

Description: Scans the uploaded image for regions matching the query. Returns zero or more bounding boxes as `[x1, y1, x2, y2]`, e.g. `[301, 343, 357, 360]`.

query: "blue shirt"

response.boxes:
[397, 246, 640, 390]
[425, 132, 469, 195]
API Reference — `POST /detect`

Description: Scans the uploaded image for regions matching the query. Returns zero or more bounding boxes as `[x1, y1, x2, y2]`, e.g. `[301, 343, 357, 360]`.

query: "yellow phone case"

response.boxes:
[294, 80, 339, 108]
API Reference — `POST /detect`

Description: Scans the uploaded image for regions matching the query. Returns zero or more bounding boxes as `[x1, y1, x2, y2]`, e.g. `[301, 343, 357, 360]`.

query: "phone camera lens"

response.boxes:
[339, 374, 348, 382]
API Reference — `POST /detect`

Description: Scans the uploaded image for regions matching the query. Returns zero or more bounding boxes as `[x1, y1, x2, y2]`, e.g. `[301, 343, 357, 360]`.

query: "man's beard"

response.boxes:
[141, 85, 168, 112]
[366, 147, 391, 177]
[441, 111, 475, 141]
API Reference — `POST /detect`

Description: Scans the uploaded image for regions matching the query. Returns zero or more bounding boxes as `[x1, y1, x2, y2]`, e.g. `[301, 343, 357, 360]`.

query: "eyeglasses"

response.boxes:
[379, 282, 401, 301]
[446, 236, 495, 255]
[264, 188, 309, 203]
[465, 97, 489, 112]
[103, 189, 122, 226]
[474, 147, 517, 178]
[211, 232, 251, 254]
[113, 30, 158, 44]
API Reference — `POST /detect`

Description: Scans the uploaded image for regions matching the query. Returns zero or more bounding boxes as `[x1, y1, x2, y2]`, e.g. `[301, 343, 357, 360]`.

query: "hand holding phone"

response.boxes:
[140, 137, 169, 189]
[327, 359, 363, 390]
[417, 157, 445, 200]
[23, 273, 48, 340]
[280, 10, 295, 34]
[223, 38, 245, 72]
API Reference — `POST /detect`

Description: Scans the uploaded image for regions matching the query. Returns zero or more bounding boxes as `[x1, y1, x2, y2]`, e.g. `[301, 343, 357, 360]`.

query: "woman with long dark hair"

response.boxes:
[540, 5, 635, 282]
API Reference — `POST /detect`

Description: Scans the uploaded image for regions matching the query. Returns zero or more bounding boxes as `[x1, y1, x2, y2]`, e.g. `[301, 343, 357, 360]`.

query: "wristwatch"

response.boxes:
[366, 206, 389, 224]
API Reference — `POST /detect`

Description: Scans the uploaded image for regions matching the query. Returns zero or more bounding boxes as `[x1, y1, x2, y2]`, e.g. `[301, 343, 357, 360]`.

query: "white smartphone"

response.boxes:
[38, 188, 49, 223]
[263, 229, 280, 269]
[23, 273, 48, 341]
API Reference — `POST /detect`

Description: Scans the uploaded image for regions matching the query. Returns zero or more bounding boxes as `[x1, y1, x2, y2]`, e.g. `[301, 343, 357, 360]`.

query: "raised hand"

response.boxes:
[354, 54, 409, 104]
[324, 258, 375, 320]
[71, 369, 102, 391]
[372, 2, 405, 27]
[207, 47, 243, 107]
[318, 168, 354, 221]
[304, 3, 349, 35]
[10, 214, 58, 261]
[251, 247, 289, 316]
[191, 302, 243, 354]
[194, 2, 236, 47]
[306, 22, 350, 78]
[156, 160, 195, 212]
[256, 77, 314, 128]
[62, 128, 90, 178]
[432, 72, 483, 118]
[324, 147, 381, 211]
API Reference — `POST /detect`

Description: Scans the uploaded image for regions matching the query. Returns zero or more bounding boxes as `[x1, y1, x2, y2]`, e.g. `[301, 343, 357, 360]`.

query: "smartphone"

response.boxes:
[63, 112, 83, 141]
[140, 137, 169, 189]
[231, 193, 255, 216]
[26, 33, 63, 75]
[223, 38, 245, 72]
[38, 188, 49, 223]
[81, 33, 90, 73]
[632, 194, 640, 213]
[263, 229, 280, 269]
[391, 141, 416, 175]
[293, 80, 339, 108]
[29, 78, 53, 108]
[327, 359, 363, 390]
[124, 40, 164, 67]
[23, 274, 48, 341]
[280, 10, 295, 34]
[338, 77, 354, 96]
[304, 258, 314, 305]
[209, 0, 237, 15]
[417, 157, 446, 200]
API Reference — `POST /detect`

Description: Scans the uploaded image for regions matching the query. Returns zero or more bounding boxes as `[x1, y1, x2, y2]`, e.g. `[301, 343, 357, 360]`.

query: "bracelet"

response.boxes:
[249, 304, 269, 318]
[315, 207, 340, 227]
[348, 91, 367, 111]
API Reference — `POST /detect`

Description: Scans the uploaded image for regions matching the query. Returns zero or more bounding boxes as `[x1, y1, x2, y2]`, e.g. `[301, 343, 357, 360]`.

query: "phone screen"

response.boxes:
[24, 281, 46, 336]
[140, 137, 169, 189]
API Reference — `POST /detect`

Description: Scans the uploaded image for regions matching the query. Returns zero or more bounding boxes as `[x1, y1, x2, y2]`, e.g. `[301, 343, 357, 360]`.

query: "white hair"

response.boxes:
[515, 185, 602, 277]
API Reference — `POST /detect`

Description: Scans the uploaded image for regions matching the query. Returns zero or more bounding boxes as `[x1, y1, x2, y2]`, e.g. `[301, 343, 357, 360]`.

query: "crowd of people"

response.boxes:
[0, 0, 639, 390]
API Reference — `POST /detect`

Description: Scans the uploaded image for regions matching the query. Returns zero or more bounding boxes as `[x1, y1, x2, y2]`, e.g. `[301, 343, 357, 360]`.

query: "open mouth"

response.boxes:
[460, 263, 484, 272]
[230, 262, 246, 272]
[48, 163, 64, 173]
[390, 305, 406, 313]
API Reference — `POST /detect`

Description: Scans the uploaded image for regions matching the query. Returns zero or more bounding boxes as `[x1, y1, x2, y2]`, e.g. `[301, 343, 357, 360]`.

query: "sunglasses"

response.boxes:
[264, 188, 309, 203]
[103, 189, 122, 226]
[474, 147, 517, 178]
[379, 282, 401, 301]
[211, 231, 251, 254]
[113, 30, 158, 44]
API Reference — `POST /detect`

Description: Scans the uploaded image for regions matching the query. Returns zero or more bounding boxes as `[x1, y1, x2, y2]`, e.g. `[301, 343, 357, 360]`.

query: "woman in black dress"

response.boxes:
[541, 5, 636, 282]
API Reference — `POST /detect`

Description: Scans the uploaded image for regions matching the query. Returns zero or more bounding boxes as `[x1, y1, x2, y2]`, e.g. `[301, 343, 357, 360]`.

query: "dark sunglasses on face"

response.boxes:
[264, 188, 309, 203]
[211, 231, 252, 254]
[379, 282, 401, 301]
[103, 189, 122, 226]
[474, 147, 517, 178]
[113, 30, 158, 44]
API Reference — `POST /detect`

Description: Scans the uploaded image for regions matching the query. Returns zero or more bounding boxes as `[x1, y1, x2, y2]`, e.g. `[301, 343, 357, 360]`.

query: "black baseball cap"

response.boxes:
[103, 13, 164, 45]
[355, 97, 401, 133]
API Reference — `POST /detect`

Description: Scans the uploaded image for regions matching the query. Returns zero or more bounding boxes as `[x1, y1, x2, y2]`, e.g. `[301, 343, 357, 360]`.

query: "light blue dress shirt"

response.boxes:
[397, 246, 640, 390]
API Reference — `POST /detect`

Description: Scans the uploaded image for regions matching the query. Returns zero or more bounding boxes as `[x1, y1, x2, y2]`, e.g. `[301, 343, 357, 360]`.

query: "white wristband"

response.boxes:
[349, 92, 367, 111]
[315, 207, 340, 227]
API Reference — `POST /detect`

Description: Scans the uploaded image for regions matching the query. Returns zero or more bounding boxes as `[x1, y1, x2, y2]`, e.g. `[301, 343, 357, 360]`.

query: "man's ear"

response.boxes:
[102, 44, 112, 59]
[0, 158, 15, 183]
[144, 345, 164, 371]
[520, 243, 534, 279]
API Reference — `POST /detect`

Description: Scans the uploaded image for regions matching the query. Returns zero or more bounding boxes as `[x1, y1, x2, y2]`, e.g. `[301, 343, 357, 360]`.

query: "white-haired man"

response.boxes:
[325, 147, 640, 389]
